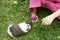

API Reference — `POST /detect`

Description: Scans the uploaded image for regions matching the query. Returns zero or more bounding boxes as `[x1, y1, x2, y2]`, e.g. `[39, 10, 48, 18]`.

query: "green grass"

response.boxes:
[0, 0, 60, 40]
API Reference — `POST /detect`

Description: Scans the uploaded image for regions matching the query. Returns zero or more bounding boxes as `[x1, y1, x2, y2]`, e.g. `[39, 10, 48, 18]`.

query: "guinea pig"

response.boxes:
[7, 22, 31, 37]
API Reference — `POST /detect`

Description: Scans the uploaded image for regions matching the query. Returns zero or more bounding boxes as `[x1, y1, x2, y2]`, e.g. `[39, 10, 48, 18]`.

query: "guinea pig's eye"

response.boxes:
[27, 25, 30, 31]
[27, 28, 29, 31]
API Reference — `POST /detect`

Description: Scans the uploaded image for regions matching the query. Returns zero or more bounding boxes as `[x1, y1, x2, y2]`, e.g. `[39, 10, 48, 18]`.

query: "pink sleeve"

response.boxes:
[29, 0, 41, 8]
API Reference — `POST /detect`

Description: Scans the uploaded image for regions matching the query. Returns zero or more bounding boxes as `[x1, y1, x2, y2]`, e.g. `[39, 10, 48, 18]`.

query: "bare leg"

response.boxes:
[32, 8, 37, 14]
[30, 8, 38, 22]
[42, 9, 60, 25]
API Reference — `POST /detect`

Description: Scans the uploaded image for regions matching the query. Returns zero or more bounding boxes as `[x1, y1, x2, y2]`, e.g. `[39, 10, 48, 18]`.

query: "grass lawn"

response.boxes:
[0, 0, 60, 40]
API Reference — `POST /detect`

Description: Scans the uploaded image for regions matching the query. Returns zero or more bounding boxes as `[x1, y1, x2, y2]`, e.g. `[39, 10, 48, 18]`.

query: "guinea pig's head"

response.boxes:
[19, 22, 31, 33]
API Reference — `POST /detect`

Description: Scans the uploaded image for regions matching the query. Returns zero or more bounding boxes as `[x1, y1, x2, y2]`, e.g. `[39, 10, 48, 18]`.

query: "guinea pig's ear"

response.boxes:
[24, 21, 32, 26]
[21, 0, 25, 2]
[25, 21, 29, 24]
[28, 21, 32, 26]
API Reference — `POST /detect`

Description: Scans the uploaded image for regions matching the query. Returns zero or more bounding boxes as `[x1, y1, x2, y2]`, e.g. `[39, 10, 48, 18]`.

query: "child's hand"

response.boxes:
[42, 15, 54, 25]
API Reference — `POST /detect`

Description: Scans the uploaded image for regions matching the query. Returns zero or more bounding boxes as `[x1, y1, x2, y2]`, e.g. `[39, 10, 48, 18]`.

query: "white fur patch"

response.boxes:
[19, 22, 31, 33]
[7, 24, 14, 37]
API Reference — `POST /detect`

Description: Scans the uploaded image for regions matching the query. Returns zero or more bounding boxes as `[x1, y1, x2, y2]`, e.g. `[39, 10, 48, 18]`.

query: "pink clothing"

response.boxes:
[30, 0, 60, 19]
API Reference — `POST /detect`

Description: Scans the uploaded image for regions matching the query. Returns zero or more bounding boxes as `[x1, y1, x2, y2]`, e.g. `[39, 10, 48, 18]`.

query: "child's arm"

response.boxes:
[42, 9, 60, 25]
[51, 9, 60, 19]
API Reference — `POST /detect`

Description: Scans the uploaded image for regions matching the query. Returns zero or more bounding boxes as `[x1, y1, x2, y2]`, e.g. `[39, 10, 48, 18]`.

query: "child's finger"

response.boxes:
[41, 18, 44, 21]
[42, 20, 46, 25]
[44, 21, 48, 25]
